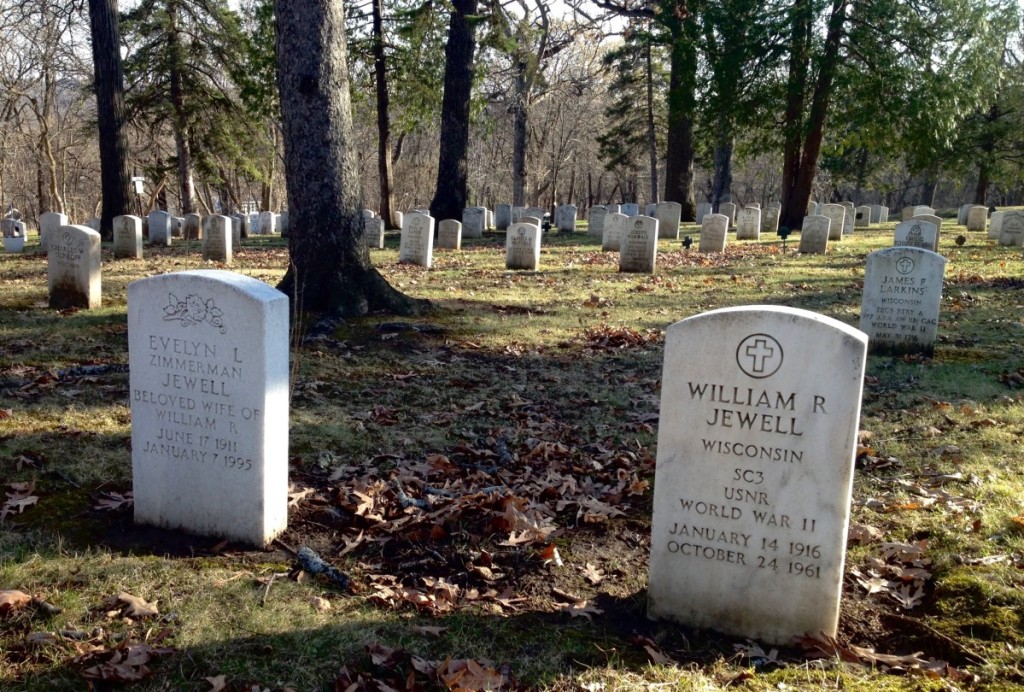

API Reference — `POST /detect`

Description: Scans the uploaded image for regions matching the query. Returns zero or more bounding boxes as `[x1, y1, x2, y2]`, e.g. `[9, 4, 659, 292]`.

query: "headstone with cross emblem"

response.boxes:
[859, 247, 946, 356]
[505, 222, 541, 270]
[648, 305, 868, 644]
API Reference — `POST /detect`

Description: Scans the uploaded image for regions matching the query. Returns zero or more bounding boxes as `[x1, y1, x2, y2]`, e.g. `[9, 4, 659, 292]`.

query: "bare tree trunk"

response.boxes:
[664, 13, 697, 220]
[275, 0, 424, 317]
[710, 124, 733, 207]
[88, 0, 131, 240]
[168, 0, 196, 214]
[645, 33, 659, 204]
[429, 0, 478, 221]
[371, 0, 398, 228]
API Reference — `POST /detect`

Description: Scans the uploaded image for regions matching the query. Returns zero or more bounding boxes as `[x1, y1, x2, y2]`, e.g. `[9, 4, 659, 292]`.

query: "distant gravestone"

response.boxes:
[278, 211, 289, 237]
[718, 202, 737, 227]
[393, 211, 403, 230]
[860, 247, 946, 356]
[648, 305, 867, 644]
[806, 201, 819, 217]
[495, 204, 512, 231]
[203, 215, 233, 264]
[183, 213, 202, 240]
[511, 206, 526, 223]
[259, 211, 276, 235]
[607, 204, 621, 215]
[893, 220, 937, 251]
[840, 202, 855, 235]
[525, 207, 545, 221]
[645, 203, 657, 217]
[988, 211, 1004, 241]
[39, 211, 68, 252]
[149, 210, 172, 247]
[399, 213, 434, 267]
[236, 214, 251, 239]
[761, 207, 780, 234]
[365, 217, 385, 249]
[696, 202, 712, 224]
[966, 206, 987, 232]
[462, 207, 486, 239]
[485, 209, 493, 230]
[998, 210, 1024, 247]
[958, 204, 972, 225]
[820, 204, 845, 242]
[699, 214, 728, 253]
[438, 219, 462, 250]
[520, 216, 542, 228]
[869, 205, 883, 224]
[655, 201, 682, 239]
[588, 206, 607, 239]
[555, 204, 577, 233]
[913, 205, 934, 218]
[128, 270, 288, 547]
[172, 217, 184, 238]
[48, 225, 101, 309]
[228, 216, 241, 248]
[746, 202, 760, 209]
[621, 203, 640, 217]
[910, 214, 942, 251]
[902, 206, 916, 222]
[113, 215, 143, 259]
[602, 212, 628, 252]
[505, 222, 541, 270]
[798, 215, 830, 254]
[854, 206, 871, 228]
[362, 209, 376, 221]
[619, 216, 658, 274]
[879, 206, 889, 223]
[735, 207, 761, 241]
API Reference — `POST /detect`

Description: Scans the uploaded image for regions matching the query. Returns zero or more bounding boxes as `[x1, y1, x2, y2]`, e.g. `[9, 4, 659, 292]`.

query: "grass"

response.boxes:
[1, 217, 1023, 690]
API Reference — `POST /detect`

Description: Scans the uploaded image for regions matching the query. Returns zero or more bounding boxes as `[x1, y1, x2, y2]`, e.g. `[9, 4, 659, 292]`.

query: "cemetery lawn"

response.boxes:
[2, 221, 1024, 690]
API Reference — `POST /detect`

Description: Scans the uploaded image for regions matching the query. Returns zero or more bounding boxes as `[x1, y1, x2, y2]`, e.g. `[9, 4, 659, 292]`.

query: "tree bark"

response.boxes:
[710, 124, 733, 207]
[275, 0, 425, 317]
[429, 0, 478, 221]
[88, 0, 132, 240]
[372, 0, 398, 229]
[512, 57, 528, 208]
[645, 33, 659, 204]
[663, 13, 697, 221]
[168, 0, 196, 214]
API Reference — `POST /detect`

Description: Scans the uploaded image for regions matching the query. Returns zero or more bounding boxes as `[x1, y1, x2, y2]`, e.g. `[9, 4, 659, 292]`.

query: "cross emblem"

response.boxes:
[896, 257, 915, 274]
[736, 334, 783, 379]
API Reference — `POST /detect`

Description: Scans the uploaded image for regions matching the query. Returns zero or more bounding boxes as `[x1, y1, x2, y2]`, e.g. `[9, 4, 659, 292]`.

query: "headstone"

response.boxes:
[505, 222, 541, 270]
[648, 305, 867, 644]
[602, 212, 628, 252]
[555, 204, 577, 233]
[365, 217, 385, 249]
[696, 202, 712, 225]
[39, 211, 68, 252]
[719, 202, 737, 227]
[735, 207, 761, 241]
[988, 211, 1004, 241]
[228, 216, 241, 248]
[607, 204, 621, 215]
[149, 210, 172, 246]
[840, 202, 855, 235]
[966, 205, 987, 232]
[511, 206, 527, 223]
[621, 203, 639, 217]
[869, 205, 884, 224]
[746, 202, 760, 209]
[854, 205, 871, 228]
[806, 201, 819, 217]
[128, 270, 288, 547]
[495, 204, 512, 231]
[913, 205, 934, 218]
[183, 213, 202, 241]
[798, 215, 830, 254]
[172, 217, 184, 238]
[203, 215, 233, 264]
[958, 204, 972, 225]
[901, 206, 915, 222]
[520, 216, 542, 228]
[908, 215, 941, 251]
[399, 212, 434, 268]
[84, 218, 101, 232]
[113, 215, 143, 259]
[2, 218, 25, 252]
[362, 209, 377, 221]
[437, 219, 462, 250]
[760, 207, 780, 234]
[588, 206, 607, 239]
[525, 207, 546, 221]
[248, 213, 259, 234]
[820, 204, 845, 242]
[278, 211, 289, 237]
[619, 216, 658, 274]
[893, 219, 937, 251]
[698, 214, 728, 253]
[998, 210, 1024, 247]
[879, 206, 889, 223]
[860, 247, 946, 356]
[48, 225, 101, 309]
[655, 201, 682, 240]
[462, 207, 485, 239]
[645, 203, 657, 217]
[236, 214, 250, 239]
[485, 209, 493, 230]
[259, 211, 276, 235]
[393, 211, 403, 230]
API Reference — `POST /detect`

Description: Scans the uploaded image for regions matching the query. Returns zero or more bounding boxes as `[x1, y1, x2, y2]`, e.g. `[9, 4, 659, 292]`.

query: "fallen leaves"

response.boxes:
[335, 642, 517, 691]
[107, 592, 160, 619]
[1, 480, 40, 520]
[849, 540, 933, 611]
[76, 640, 175, 683]
[93, 490, 133, 511]
[798, 633, 975, 682]
[0, 589, 32, 616]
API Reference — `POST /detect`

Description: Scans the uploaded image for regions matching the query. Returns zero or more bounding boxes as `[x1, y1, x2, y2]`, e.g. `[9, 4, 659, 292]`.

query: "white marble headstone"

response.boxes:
[619, 215, 658, 273]
[399, 212, 434, 267]
[893, 219, 938, 251]
[696, 202, 713, 225]
[988, 211, 1004, 241]
[183, 213, 202, 240]
[699, 214, 728, 253]
[735, 207, 761, 240]
[128, 270, 288, 546]
[966, 206, 987, 232]
[761, 207, 780, 234]
[860, 247, 946, 356]
[203, 215, 232, 264]
[505, 222, 541, 270]
[495, 204, 512, 231]
[998, 210, 1024, 246]
[718, 202, 737, 227]
[655, 201, 682, 240]
[854, 206, 871, 228]
[841, 202, 855, 235]
[48, 225, 101, 309]
[39, 211, 68, 252]
[259, 211, 276, 236]
[910, 214, 942, 251]
[555, 204, 577, 233]
[364, 217, 385, 249]
[798, 215, 830, 254]
[588, 207, 607, 239]
[148, 210, 172, 247]
[649, 305, 867, 644]
[621, 203, 639, 217]
[820, 204, 845, 242]
[114, 215, 143, 259]
[438, 219, 462, 250]
[602, 212, 628, 252]
[462, 207, 486, 239]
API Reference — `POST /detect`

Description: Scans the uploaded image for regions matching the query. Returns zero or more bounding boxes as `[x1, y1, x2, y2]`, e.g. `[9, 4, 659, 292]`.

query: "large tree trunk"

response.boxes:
[275, 0, 425, 317]
[645, 34, 659, 204]
[88, 0, 131, 241]
[429, 0, 478, 221]
[168, 0, 196, 214]
[780, 0, 847, 230]
[663, 15, 697, 221]
[512, 58, 528, 208]
[371, 0, 398, 229]
[710, 124, 733, 207]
